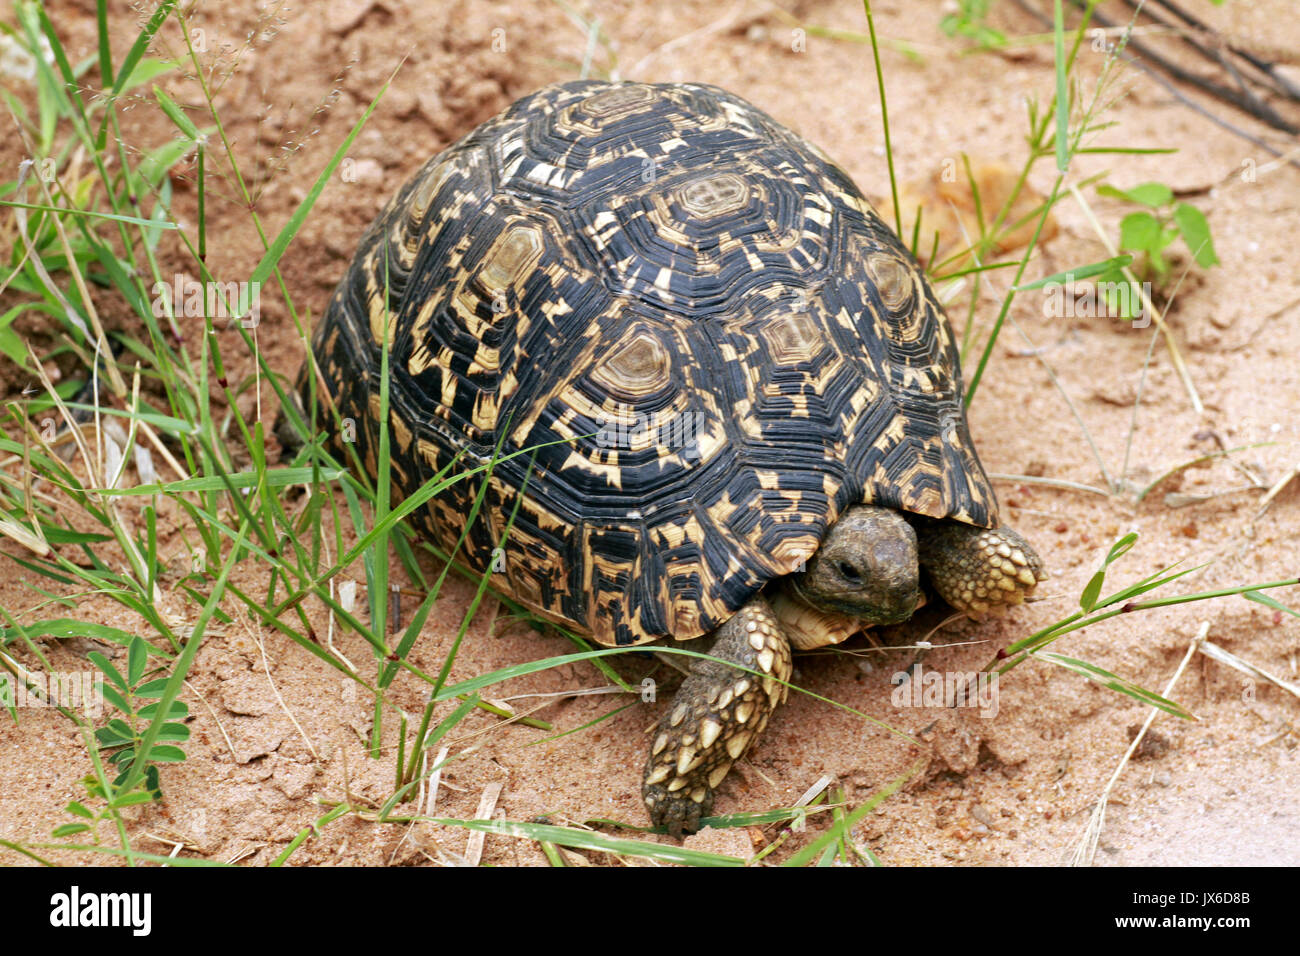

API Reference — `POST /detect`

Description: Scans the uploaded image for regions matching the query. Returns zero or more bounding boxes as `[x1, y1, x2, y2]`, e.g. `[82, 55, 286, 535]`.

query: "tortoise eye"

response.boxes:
[866, 252, 915, 314]
[836, 560, 864, 585]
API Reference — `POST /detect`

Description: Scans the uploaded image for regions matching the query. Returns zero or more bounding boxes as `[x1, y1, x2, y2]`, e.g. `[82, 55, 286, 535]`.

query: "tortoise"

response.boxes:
[279, 79, 1045, 837]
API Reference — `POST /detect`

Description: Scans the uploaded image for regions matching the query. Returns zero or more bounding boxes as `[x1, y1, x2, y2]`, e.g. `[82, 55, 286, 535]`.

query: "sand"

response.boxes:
[0, 0, 1297, 866]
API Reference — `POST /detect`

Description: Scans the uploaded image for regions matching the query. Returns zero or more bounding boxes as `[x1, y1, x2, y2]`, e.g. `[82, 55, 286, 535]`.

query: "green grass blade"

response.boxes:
[244, 75, 391, 301]
[94, 0, 112, 87]
[107, 0, 176, 100]
[861, 1, 901, 238]
[0, 200, 181, 229]
[0, 619, 154, 652]
[1243, 590, 1300, 619]
[1053, 0, 1068, 171]
[1032, 652, 1194, 718]
[781, 759, 922, 866]
[421, 818, 745, 866]
[89, 466, 344, 496]
[1013, 255, 1132, 291]
[152, 85, 201, 140]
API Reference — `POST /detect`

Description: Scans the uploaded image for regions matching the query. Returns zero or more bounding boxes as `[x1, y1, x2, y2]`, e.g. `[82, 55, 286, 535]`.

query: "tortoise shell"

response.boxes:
[300, 79, 998, 648]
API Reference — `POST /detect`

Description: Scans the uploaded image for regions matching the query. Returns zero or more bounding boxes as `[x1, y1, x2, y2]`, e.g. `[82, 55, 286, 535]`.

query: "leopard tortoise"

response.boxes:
[280, 80, 1045, 837]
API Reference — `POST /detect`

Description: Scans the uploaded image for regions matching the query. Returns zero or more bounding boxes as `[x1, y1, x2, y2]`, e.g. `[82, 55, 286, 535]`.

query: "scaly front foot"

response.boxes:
[642, 598, 792, 837]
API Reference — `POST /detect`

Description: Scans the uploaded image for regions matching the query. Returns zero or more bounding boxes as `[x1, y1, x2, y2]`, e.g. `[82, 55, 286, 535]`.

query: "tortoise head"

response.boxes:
[788, 505, 922, 625]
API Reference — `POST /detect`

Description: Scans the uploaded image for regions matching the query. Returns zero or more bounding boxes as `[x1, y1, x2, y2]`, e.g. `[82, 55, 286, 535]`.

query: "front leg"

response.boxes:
[916, 521, 1046, 615]
[643, 597, 792, 837]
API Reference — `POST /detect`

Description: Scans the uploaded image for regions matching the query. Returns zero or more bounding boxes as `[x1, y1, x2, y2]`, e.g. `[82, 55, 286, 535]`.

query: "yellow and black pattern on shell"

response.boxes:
[300, 80, 999, 648]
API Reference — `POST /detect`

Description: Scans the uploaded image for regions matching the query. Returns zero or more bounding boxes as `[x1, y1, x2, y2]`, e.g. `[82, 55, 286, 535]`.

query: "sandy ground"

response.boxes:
[1, 0, 1297, 866]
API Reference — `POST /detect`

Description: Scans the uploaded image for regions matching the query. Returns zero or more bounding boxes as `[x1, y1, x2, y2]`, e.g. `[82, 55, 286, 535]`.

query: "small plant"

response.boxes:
[53, 771, 157, 842]
[1096, 181, 1219, 288]
[86, 636, 190, 797]
[940, 0, 1007, 52]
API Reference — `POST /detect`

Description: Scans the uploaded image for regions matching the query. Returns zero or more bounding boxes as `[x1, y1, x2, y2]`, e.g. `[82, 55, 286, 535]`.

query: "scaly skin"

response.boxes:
[642, 597, 791, 838]
[915, 521, 1046, 615]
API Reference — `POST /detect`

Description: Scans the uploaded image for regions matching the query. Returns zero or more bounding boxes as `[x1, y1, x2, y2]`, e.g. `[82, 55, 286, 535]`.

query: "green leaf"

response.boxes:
[1125, 182, 1174, 207]
[1244, 590, 1300, 619]
[107, 790, 156, 810]
[115, 57, 175, 94]
[1153, 225, 1180, 253]
[83, 779, 108, 801]
[87, 651, 128, 693]
[1081, 533, 1138, 612]
[61, 402, 198, 437]
[1076, 147, 1178, 156]
[1098, 273, 1141, 320]
[0, 198, 178, 228]
[133, 678, 170, 697]
[244, 75, 392, 310]
[1014, 255, 1133, 291]
[90, 466, 344, 496]
[1032, 652, 1195, 718]
[1105, 532, 1139, 564]
[782, 760, 922, 866]
[1095, 564, 1207, 611]
[127, 636, 147, 686]
[1172, 202, 1218, 268]
[145, 745, 187, 762]
[0, 324, 27, 365]
[425, 818, 744, 866]
[1119, 211, 1161, 251]
[154, 722, 190, 742]
[698, 806, 833, 829]
[1080, 570, 1106, 613]
[1052, 0, 1068, 171]
[119, 522, 246, 795]
[384, 695, 480, 817]
[52, 823, 92, 838]
[136, 701, 187, 720]
[94, 727, 133, 747]
[64, 801, 94, 819]
[33, 525, 113, 545]
[106, 0, 176, 100]
[152, 84, 201, 140]
[1099, 182, 1174, 208]
[99, 684, 131, 716]
[4, 620, 144, 650]
[135, 133, 203, 190]
[145, 765, 162, 798]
